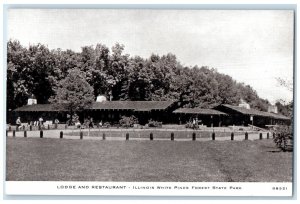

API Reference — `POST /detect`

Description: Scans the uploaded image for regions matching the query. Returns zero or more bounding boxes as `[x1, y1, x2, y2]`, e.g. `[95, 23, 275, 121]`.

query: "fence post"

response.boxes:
[48, 124, 50, 130]
[9, 125, 11, 131]
[29, 125, 32, 131]
[192, 132, 196, 141]
[231, 132, 234, 140]
[40, 130, 43, 138]
[245, 132, 248, 140]
[267, 132, 270, 139]
[150, 132, 153, 140]
[60, 131, 63, 139]
[259, 132, 262, 140]
[126, 133, 129, 140]
[171, 132, 174, 141]
[80, 131, 83, 140]
[102, 133, 106, 140]
[212, 132, 215, 140]
[13, 130, 16, 137]
[24, 130, 27, 138]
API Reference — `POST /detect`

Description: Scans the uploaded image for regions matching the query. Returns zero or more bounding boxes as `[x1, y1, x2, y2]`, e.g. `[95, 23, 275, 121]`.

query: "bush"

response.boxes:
[103, 122, 110, 128]
[273, 125, 293, 152]
[119, 115, 139, 128]
[148, 119, 162, 128]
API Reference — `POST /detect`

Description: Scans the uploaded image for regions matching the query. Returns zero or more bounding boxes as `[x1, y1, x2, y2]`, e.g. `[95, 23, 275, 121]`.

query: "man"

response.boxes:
[16, 117, 21, 130]
[39, 117, 44, 129]
[54, 118, 59, 129]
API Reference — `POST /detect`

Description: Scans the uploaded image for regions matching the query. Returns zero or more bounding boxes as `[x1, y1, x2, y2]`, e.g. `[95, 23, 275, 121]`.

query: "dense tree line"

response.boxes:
[7, 39, 272, 113]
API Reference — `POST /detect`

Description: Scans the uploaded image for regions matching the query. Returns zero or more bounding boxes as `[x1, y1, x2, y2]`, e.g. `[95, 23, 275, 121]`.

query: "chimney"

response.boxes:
[27, 95, 37, 105]
[96, 95, 107, 103]
[238, 99, 250, 109]
[268, 105, 278, 114]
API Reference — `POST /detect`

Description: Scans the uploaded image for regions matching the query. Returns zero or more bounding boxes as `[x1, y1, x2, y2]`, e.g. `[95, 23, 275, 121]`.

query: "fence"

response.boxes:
[6, 127, 274, 141]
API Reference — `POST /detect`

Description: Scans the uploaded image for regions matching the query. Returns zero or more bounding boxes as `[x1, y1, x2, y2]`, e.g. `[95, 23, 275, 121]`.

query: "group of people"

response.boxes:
[15, 117, 60, 129]
[15, 115, 105, 129]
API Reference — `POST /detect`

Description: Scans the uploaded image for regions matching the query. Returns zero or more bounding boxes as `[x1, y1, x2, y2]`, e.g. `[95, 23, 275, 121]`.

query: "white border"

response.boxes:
[1, 0, 299, 203]
[5, 182, 293, 196]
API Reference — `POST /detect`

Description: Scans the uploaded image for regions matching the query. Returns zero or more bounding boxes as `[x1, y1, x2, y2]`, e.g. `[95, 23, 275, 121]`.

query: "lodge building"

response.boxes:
[11, 96, 290, 128]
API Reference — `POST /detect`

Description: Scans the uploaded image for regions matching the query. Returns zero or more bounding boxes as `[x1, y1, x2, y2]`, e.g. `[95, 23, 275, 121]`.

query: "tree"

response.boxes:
[273, 77, 293, 152]
[49, 69, 94, 125]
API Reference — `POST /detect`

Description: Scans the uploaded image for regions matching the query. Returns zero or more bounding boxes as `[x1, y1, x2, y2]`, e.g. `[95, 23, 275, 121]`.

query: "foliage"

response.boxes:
[119, 115, 139, 128]
[273, 125, 293, 152]
[49, 68, 94, 124]
[148, 119, 162, 128]
[8, 39, 271, 113]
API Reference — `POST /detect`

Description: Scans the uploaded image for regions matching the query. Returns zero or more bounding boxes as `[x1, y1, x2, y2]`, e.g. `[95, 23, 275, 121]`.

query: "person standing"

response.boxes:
[39, 117, 44, 129]
[54, 118, 59, 129]
[16, 117, 21, 130]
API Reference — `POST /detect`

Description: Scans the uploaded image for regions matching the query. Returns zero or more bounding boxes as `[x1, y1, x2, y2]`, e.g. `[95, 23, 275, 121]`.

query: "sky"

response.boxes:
[7, 9, 294, 104]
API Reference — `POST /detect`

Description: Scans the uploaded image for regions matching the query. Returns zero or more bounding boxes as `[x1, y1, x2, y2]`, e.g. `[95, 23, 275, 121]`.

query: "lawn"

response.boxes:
[6, 138, 292, 182]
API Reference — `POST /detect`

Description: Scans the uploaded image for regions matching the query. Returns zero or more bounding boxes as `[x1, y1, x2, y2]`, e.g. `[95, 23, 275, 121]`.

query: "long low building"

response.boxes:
[11, 99, 291, 127]
[213, 104, 290, 127]
[12, 100, 179, 125]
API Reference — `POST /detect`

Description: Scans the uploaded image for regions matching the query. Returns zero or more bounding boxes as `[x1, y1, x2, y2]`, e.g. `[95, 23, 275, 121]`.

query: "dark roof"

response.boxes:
[264, 112, 290, 120]
[13, 104, 67, 112]
[89, 101, 175, 111]
[216, 104, 290, 120]
[13, 101, 175, 112]
[173, 108, 226, 115]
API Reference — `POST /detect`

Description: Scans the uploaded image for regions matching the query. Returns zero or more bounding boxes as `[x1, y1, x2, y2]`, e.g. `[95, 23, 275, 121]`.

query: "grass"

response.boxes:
[6, 138, 292, 182]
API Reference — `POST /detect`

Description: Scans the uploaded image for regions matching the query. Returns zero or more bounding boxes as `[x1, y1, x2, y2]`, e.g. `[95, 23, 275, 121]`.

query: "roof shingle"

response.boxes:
[173, 108, 226, 115]
[13, 101, 175, 112]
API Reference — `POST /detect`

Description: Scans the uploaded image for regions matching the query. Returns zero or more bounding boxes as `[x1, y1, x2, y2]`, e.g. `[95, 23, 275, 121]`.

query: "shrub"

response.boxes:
[273, 125, 293, 152]
[119, 115, 139, 128]
[148, 119, 162, 128]
[103, 122, 110, 128]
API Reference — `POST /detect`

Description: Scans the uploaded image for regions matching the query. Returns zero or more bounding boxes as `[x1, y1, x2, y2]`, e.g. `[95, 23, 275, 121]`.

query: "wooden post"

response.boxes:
[126, 133, 129, 140]
[192, 132, 196, 141]
[102, 133, 106, 140]
[267, 132, 270, 139]
[259, 132, 262, 140]
[245, 132, 248, 140]
[212, 132, 215, 140]
[60, 131, 63, 139]
[231, 132, 234, 140]
[48, 124, 50, 130]
[13, 130, 16, 137]
[150, 132, 153, 140]
[40, 130, 43, 138]
[29, 125, 32, 131]
[80, 131, 83, 140]
[24, 130, 27, 138]
[171, 132, 174, 141]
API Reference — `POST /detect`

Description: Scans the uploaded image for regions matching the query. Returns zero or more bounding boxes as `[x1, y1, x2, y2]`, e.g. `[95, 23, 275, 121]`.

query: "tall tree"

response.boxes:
[49, 69, 94, 124]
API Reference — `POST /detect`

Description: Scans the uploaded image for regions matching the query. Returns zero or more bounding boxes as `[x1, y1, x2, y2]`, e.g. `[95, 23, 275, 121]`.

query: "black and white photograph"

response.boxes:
[4, 6, 294, 197]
